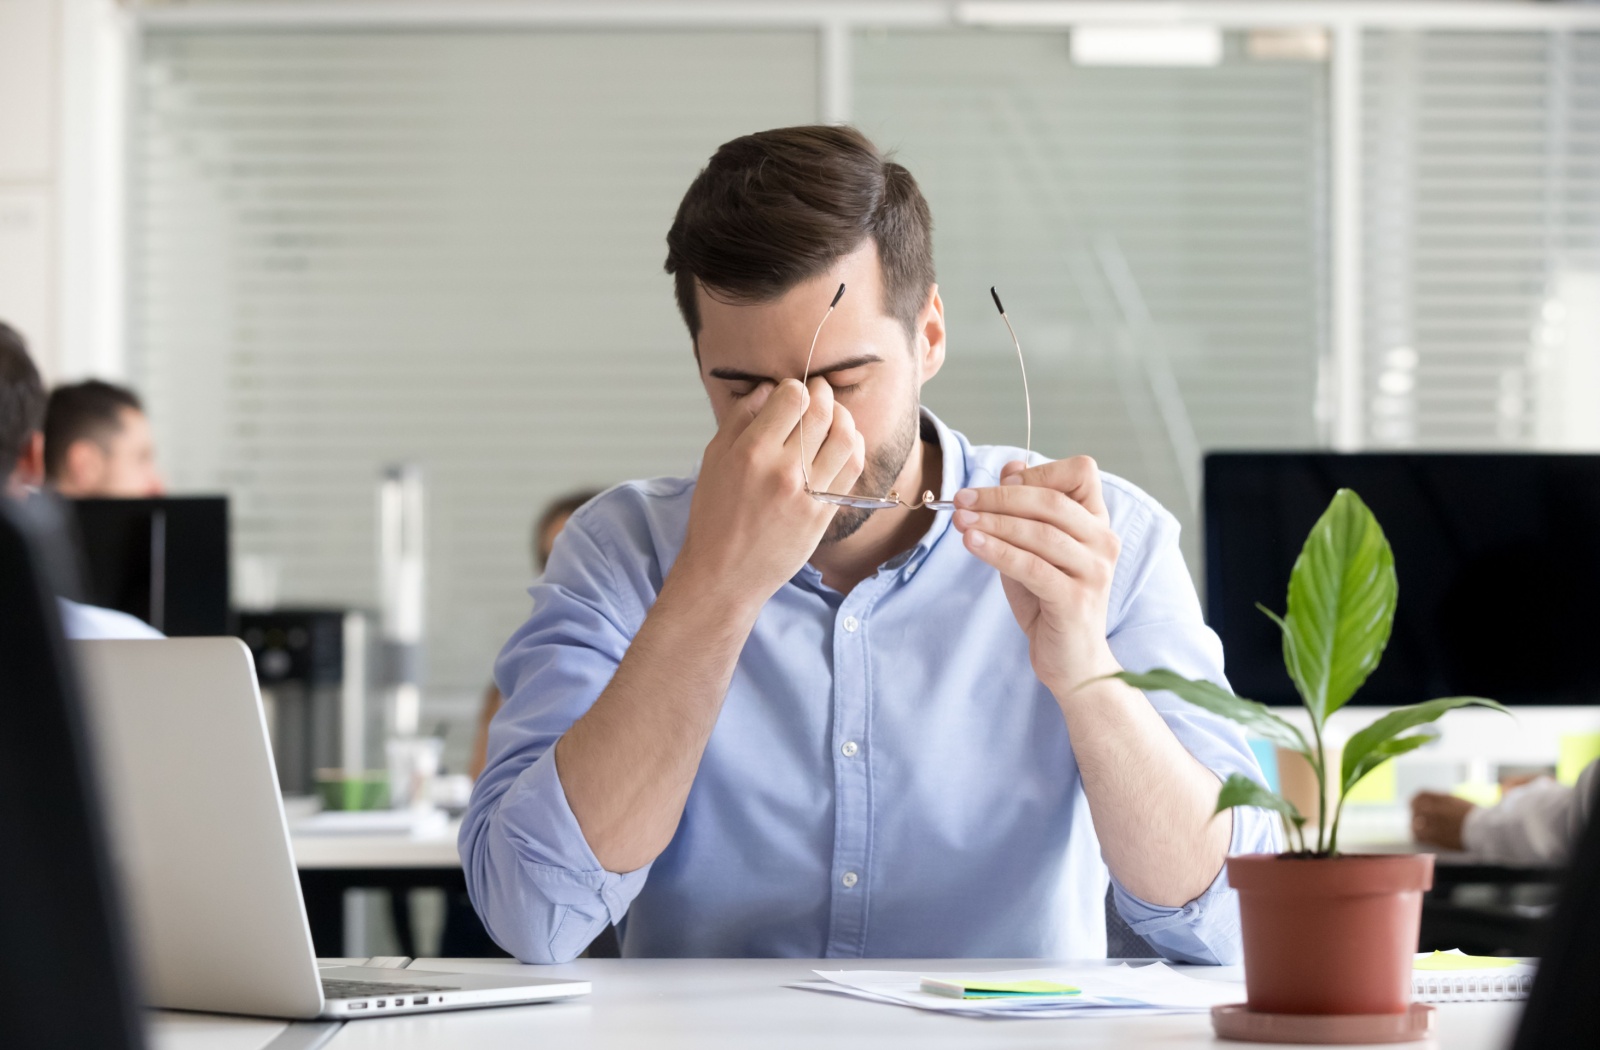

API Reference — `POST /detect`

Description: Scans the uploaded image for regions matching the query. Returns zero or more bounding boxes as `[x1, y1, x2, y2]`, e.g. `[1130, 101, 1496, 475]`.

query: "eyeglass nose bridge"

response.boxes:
[799, 283, 1031, 509]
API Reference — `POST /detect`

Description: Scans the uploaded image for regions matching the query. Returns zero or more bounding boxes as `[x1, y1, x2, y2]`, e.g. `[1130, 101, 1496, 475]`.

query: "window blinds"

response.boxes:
[852, 29, 1331, 571]
[1362, 29, 1600, 449]
[135, 30, 819, 704]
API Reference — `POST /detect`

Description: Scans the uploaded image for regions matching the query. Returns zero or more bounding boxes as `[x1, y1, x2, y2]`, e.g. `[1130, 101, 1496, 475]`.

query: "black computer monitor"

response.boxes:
[1205, 453, 1600, 707]
[68, 496, 230, 635]
[0, 498, 146, 1048]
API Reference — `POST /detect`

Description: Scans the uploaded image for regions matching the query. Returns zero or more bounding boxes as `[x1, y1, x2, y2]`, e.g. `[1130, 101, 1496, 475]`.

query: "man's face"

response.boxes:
[62, 407, 165, 498]
[694, 242, 942, 544]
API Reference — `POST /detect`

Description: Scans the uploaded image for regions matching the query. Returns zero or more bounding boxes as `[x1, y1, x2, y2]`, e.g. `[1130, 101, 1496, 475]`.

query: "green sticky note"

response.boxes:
[1557, 732, 1600, 787]
[1414, 951, 1517, 972]
[920, 977, 1080, 999]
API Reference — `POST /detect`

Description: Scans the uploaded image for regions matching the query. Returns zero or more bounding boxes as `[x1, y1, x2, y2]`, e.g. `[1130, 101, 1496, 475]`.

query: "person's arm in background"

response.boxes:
[1413, 758, 1599, 865]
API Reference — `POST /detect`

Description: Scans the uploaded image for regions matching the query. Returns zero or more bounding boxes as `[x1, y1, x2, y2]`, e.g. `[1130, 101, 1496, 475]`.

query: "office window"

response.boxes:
[853, 29, 1332, 569]
[135, 30, 819, 703]
[1363, 30, 1600, 449]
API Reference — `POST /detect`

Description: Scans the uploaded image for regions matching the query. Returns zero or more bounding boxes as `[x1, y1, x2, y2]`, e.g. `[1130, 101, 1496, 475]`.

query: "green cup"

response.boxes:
[314, 770, 390, 811]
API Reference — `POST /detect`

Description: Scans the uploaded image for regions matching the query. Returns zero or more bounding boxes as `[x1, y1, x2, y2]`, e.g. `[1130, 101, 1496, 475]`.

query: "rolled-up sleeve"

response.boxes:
[1102, 485, 1283, 964]
[458, 505, 655, 963]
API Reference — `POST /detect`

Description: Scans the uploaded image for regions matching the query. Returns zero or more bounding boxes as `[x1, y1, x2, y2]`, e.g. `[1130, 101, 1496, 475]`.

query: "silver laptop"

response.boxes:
[73, 638, 590, 1020]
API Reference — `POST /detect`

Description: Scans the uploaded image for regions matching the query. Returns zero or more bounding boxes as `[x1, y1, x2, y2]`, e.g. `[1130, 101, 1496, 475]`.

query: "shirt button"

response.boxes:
[841, 871, 859, 888]
[842, 616, 859, 633]
[841, 741, 859, 757]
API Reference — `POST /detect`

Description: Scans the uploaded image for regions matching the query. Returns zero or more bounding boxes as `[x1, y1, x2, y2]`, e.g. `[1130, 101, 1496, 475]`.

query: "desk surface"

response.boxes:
[150, 957, 1524, 1050]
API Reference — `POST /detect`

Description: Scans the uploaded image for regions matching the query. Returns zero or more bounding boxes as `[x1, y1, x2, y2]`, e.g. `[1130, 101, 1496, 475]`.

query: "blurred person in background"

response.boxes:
[0, 321, 161, 640]
[44, 379, 165, 498]
[1412, 759, 1598, 866]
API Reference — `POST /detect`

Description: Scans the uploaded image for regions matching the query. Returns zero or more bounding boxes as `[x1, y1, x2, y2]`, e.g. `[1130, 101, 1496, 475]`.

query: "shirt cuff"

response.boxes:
[496, 748, 651, 921]
[1110, 803, 1277, 965]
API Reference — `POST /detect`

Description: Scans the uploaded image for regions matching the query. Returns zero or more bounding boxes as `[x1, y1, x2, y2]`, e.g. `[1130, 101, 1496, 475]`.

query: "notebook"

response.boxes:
[1413, 951, 1537, 1002]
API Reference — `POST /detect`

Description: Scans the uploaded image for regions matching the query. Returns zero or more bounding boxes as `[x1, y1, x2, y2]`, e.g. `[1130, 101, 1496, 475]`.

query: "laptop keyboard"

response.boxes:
[323, 978, 460, 999]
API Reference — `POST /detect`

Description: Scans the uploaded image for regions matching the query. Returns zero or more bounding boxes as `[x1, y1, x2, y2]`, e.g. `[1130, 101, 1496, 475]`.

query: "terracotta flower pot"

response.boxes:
[1228, 853, 1435, 1015]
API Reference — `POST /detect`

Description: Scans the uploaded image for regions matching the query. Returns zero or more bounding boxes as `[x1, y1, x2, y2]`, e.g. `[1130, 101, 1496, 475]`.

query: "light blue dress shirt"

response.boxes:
[462, 410, 1280, 965]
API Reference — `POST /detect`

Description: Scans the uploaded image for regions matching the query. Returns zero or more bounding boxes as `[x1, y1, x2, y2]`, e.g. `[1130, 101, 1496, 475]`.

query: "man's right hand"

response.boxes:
[674, 377, 865, 612]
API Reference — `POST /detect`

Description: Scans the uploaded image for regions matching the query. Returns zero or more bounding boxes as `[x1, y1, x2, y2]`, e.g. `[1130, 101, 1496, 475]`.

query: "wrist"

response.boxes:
[1043, 640, 1123, 704]
[662, 552, 770, 632]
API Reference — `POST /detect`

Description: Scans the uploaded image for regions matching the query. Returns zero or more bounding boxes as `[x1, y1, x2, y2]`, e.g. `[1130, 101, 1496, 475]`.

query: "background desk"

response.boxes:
[291, 821, 465, 958]
[151, 958, 1524, 1050]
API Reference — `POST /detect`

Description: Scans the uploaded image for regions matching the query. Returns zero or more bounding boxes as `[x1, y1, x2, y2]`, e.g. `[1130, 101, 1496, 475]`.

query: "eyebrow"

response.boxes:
[707, 354, 884, 385]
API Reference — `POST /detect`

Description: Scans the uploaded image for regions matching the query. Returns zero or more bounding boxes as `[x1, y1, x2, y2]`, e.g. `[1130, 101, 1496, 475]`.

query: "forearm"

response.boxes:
[554, 564, 761, 873]
[1057, 674, 1232, 907]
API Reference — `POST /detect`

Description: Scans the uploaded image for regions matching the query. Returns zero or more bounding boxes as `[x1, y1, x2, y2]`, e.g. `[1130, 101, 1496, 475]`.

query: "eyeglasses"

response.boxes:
[799, 284, 1031, 511]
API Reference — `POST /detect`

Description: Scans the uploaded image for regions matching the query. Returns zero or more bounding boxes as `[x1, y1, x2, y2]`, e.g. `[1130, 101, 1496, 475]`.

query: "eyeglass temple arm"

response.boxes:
[798, 283, 847, 492]
[991, 286, 1032, 463]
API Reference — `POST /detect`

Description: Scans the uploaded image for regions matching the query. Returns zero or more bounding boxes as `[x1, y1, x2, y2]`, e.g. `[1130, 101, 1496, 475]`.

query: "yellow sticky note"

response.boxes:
[1557, 732, 1600, 787]
[1414, 951, 1517, 972]
[1451, 782, 1502, 807]
[1345, 758, 1397, 804]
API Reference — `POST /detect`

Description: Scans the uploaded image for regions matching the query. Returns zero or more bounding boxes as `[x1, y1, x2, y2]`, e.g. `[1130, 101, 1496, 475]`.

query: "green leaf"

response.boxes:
[1343, 733, 1434, 796]
[1340, 696, 1511, 795]
[1111, 670, 1309, 755]
[1215, 772, 1304, 827]
[1278, 489, 1398, 723]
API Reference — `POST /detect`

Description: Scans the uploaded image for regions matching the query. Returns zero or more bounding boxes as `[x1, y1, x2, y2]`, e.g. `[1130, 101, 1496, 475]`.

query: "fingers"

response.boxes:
[953, 506, 1099, 579]
[959, 523, 1066, 601]
[953, 476, 1107, 547]
[785, 376, 836, 460]
[811, 403, 866, 494]
[1000, 455, 1108, 521]
[737, 379, 810, 449]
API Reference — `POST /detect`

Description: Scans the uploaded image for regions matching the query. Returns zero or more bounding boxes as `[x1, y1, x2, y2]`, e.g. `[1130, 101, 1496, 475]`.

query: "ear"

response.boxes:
[914, 284, 946, 387]
[61, 438, 105, 492]
[6, 431, 44, 494]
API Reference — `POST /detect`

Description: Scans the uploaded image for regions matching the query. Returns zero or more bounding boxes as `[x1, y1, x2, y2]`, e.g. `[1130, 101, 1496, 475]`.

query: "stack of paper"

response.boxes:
[796, 963, 1244, 1019]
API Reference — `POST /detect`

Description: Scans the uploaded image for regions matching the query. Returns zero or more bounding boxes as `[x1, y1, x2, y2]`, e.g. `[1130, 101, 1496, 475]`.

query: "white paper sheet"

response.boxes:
[794, 964, 1244, 1020]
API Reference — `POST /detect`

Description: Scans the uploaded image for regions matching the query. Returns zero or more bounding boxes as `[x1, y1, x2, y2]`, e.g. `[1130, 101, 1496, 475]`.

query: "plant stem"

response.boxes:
[1307, 718, 1328, 854]
[1327, 791, 1348, 857]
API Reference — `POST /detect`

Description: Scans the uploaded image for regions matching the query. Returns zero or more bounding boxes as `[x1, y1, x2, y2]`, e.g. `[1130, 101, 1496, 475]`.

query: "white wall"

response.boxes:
[0, 0, 59, 374]
[0, 0, 125, 382]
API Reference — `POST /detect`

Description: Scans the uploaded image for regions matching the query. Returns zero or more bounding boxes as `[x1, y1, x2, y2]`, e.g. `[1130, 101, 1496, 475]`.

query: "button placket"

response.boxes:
[826, 591, 876, 957]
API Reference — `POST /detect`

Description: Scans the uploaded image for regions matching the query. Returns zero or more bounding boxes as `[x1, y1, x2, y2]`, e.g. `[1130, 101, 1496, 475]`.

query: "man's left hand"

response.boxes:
[952, 457, 1122, 696]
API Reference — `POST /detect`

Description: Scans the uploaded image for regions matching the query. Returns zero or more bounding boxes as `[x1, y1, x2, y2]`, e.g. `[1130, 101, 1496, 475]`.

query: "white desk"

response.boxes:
[149, 957, 1526, 1050]
[289, 819, 462, 870]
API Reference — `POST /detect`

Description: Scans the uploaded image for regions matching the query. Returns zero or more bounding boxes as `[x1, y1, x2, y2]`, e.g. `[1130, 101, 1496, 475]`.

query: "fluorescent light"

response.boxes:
[1070, 25, 1223, 67]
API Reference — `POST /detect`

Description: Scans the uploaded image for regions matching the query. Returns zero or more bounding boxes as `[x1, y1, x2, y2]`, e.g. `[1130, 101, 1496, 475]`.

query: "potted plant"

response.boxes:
[1113, 489, 1507, 1038]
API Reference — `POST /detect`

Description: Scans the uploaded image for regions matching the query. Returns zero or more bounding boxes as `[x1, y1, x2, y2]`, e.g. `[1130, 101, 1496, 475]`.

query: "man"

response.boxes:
[1412, 760, 1598, 865]
[462, 126, 1277, 964]
[0, 322, 161, 640]
[44, 379, 164, 498]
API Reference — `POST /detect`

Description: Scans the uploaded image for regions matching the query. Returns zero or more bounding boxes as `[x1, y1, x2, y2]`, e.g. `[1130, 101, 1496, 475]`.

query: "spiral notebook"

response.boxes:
[1413, 951, 1537, 1002]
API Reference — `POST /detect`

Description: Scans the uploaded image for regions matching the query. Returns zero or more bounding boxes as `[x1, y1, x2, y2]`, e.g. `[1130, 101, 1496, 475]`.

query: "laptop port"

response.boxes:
[349, 1002, 368, 1010]
[376, 1000, 387, 1008]
[413, 996, 429, 1005]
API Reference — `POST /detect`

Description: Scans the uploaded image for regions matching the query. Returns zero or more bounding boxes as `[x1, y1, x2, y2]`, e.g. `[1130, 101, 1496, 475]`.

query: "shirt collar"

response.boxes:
[792, 407, 966, 588]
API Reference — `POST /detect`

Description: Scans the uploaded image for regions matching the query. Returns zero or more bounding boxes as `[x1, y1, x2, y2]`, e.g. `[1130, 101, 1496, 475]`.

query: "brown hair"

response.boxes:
[43, 379, 145, 481]
[0, 321, 46, 471]
[664, 125, 935, 341]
